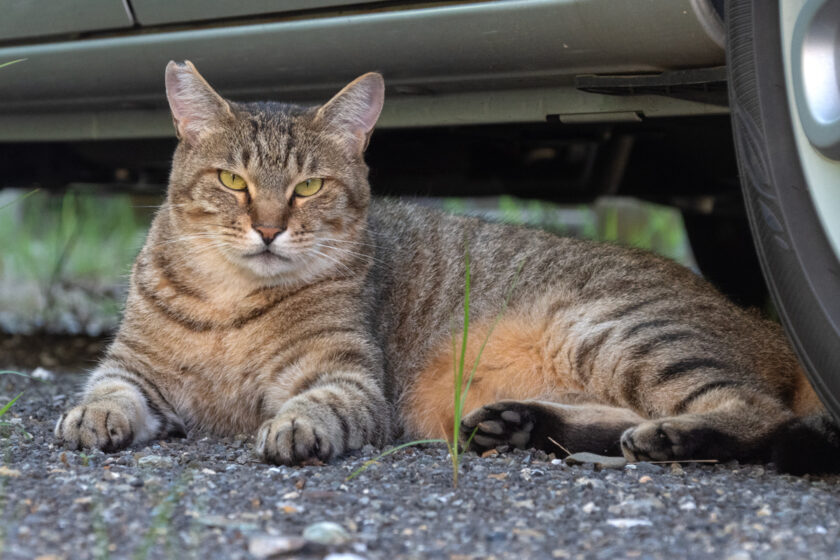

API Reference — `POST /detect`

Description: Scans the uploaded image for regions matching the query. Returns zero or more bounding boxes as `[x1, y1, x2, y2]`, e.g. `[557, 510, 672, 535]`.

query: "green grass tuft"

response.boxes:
[349, 248, 524, 487]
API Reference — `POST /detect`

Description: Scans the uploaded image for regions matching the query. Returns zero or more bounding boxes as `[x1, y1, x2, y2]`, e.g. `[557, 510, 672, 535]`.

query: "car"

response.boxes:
[0, 0, 838, 420]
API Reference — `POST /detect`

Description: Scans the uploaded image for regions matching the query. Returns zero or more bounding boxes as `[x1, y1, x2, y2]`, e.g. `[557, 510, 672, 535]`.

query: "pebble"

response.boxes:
[136, 455, 174, 468]
[4, 371, 840, 560]
[582, 502, 599, 514]
[248, 535, 306, 558]
[565, 452, 627, 470]
[606, 518, 653, 529]
[303, 521, 352, 545]
[30, 367, 55, 381]
[629, 462, 665, 474]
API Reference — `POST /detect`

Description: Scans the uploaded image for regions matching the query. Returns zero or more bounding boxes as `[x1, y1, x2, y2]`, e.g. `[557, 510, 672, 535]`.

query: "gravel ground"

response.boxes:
[3, 364, 840, 560]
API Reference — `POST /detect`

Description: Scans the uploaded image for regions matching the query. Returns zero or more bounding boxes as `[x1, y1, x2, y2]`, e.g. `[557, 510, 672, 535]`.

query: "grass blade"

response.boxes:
[0, 393, 23, 418]
[0, 370, 31, 378]
[346, 438, 445, 480]
[0, 59, 25, 70]
[0, 188, 40, 212]
[458, 258, 527, 414]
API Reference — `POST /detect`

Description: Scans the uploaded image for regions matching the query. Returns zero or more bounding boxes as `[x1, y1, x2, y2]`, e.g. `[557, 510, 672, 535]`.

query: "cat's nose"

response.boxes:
[253, 225, 284, 245]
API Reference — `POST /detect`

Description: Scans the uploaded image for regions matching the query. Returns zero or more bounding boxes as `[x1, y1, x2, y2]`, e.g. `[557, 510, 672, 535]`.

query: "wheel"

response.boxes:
[727, 0, 840, 418]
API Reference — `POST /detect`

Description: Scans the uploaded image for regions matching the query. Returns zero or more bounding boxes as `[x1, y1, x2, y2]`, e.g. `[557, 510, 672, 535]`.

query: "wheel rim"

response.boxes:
[782, 0, 840, 262]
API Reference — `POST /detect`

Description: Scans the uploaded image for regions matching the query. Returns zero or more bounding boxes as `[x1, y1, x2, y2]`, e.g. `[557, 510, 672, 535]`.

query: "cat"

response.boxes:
[55, 61, 839, 474]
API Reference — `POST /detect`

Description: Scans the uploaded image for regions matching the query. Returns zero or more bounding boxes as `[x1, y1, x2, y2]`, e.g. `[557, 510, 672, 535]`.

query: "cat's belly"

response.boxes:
[154, 329, 284, 437]
[176, 369, 267, 436]
[401, 309, 584, 439]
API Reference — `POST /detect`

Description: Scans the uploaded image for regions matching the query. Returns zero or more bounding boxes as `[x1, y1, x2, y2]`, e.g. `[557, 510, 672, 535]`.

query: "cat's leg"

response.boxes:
[255, 352, 390, 465]
[461, 397, 644, 456]
[620, 388, 794, 463]
[56, 364, 184, 452]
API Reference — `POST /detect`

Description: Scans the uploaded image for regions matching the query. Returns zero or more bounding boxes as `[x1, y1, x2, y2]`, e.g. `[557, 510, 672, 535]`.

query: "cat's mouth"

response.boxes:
[244, 249, 291, 262]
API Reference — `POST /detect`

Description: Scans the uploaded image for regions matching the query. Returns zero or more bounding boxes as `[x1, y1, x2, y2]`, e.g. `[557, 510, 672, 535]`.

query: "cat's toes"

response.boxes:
[255, 413, 333, 466]
[460, 401, 536, 452]
[621, 419, 698, 462]
[55, 403, 134, 453]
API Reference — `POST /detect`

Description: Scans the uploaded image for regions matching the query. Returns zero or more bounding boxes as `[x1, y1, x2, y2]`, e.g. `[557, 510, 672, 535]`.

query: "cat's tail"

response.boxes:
[770, 412, 840, 475]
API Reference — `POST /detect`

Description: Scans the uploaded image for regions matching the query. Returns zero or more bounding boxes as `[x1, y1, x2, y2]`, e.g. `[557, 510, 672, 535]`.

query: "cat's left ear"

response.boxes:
[165, 60, 234, 144]
[315, 72, 384, 155]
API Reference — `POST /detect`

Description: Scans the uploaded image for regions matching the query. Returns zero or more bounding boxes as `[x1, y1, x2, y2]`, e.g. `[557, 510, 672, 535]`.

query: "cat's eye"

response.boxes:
[293, 178, 323, 197]
[218, 170, 248, 191]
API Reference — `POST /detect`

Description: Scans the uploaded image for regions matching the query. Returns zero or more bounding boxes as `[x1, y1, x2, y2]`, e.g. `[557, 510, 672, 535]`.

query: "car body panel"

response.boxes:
[0, 0, 725, 140]
[0, 0, 132, 42]
[131, 0, 391, 26]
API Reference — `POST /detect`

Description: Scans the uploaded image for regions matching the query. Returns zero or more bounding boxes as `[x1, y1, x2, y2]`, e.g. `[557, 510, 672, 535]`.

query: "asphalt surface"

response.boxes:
[2, 362, 840, 560]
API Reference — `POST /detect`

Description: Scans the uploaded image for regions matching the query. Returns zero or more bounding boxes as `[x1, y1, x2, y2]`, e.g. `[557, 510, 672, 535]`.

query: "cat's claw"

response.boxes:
[255, 412, 332, 465]
[55, 402, 134, 453]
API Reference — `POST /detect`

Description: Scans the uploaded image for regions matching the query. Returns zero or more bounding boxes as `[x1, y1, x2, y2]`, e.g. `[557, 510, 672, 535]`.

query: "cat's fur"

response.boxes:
[56, 61, 840, 474]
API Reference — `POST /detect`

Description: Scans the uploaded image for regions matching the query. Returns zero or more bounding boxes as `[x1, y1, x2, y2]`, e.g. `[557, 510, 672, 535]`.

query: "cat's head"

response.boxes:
[162, 61, 383, 285]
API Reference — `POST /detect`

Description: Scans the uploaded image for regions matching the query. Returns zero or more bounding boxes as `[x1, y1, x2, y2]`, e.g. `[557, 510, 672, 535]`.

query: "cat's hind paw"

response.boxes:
[55, 402, 135, 453]
[620, 417, 734, 462]
[460, 401, 536, 453]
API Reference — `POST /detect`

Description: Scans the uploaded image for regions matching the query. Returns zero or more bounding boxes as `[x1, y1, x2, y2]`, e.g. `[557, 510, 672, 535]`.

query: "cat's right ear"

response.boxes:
[315, 72, 385, 156]
[165, 61, 234, 144]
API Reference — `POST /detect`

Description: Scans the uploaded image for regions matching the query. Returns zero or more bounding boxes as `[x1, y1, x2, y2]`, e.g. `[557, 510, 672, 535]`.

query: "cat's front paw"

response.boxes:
[255, 412, 334, 465]
[55, 402, 134, 453]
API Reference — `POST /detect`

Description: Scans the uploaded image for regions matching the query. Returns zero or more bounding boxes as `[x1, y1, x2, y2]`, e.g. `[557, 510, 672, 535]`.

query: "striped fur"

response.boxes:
[56, 62, 836, 472]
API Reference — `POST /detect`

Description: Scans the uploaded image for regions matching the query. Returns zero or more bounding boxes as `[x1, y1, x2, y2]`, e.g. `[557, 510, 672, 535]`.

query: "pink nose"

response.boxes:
[254, 225, 283, 245]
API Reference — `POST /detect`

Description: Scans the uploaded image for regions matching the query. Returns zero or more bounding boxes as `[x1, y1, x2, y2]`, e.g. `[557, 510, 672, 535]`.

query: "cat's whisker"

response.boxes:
[317, 235, 387, 249]
[308, 248, 355, 275]
[316, 243, 391, 268]
[149, 234, 228, 247]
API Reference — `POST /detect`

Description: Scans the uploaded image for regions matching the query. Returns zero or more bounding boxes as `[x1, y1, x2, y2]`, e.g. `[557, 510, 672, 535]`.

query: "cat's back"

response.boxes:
[365, 198, 801, 403]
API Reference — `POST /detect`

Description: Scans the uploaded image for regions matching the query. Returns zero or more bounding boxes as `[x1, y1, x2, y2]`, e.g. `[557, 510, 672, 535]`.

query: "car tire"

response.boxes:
[727, 0, 840, 419]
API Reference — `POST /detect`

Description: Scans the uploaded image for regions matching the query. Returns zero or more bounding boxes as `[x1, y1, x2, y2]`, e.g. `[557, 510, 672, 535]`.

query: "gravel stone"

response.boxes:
[303, 521, 352, 545]
[565, 452, 628, 470]
[3, 371, 840, 559]
[136, 454, 175, 468]
[248, 535, 307, 557]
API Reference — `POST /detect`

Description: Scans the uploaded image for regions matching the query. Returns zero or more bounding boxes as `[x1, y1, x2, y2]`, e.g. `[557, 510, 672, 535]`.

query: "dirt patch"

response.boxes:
[0, 334, 107, 372]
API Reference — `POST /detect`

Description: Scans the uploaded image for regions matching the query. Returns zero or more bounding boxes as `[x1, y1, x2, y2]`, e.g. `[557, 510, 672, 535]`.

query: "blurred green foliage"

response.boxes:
[0, 188, 149, 334]
[0, 189, 693, 334]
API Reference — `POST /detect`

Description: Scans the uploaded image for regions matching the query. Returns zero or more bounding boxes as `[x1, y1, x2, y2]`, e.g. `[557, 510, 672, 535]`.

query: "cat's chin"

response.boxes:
[228, 249, 329, 288]
[237, 250, 297, 279]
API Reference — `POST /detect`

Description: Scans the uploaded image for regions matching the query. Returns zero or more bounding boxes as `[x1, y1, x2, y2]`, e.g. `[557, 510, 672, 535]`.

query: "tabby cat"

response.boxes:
[56, 61, 839, 474]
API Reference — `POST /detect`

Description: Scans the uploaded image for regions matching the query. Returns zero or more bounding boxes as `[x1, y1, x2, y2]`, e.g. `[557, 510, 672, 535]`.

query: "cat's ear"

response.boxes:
[165, 60, 234, 144]
[315, 72, 384, 155]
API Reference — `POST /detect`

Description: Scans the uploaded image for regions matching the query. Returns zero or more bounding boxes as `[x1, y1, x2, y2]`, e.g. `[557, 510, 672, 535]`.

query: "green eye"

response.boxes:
[218, 170, 248, 191]
[293, 178, 323, 197]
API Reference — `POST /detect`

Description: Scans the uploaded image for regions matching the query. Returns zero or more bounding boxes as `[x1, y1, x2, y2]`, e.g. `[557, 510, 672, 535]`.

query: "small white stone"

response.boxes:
[248, 535, 306, 558]
[606, 518, 653, 529]
[582, 502, 598, 514]
[303, 521, 351, 545]
[31, 367, 55, 381]
[137, 455, 174, 468]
